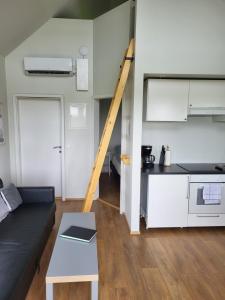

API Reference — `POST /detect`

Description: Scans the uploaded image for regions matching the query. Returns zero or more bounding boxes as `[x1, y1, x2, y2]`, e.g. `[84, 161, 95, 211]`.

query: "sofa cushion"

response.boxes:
[0, 202, 55, 245]
[0, 183, 23, 211]
[0, 202, 56, 300]
[18, 186, 55, 204]
[0, 241, 36, 300]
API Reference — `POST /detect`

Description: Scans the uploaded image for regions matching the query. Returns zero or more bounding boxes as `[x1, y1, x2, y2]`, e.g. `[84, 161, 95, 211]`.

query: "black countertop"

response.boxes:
[178, 163, 225, 174]
[142, 164, 188, 175]
[142, 163, 225, 175]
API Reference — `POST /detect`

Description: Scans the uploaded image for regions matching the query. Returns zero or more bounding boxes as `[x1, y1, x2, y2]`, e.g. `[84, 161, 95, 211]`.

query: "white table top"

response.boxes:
[46, 212, 98, 283]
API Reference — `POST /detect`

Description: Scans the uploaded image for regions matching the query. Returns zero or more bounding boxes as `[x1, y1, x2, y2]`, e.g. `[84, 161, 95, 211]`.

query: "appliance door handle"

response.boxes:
[187, 176, 190, 199]
[53, 146, 62, 149]
[197, 215, 220, 218]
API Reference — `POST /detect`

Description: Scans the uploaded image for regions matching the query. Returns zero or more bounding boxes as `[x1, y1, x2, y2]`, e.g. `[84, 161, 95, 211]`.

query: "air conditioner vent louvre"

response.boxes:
[26, 70, 73, 76]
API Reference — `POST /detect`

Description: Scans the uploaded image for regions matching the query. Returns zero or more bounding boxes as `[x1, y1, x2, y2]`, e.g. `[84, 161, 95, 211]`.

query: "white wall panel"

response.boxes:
[0, 55, 10, 184]
[93, 1, 131, 98]
[128, 0, 225, 232]
[5, 19, 94, 198]
[136, 0, 225, 76]
[142, 117, 225, 164]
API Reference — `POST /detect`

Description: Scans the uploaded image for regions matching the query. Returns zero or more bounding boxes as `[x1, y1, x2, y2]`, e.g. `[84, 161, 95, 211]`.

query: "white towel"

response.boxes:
[203, 183, 222, 204]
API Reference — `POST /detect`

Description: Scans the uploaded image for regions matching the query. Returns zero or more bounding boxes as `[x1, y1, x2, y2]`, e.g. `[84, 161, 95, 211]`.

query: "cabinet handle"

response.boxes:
[187, 176, 190, 199]
[197, 215, 220, 218]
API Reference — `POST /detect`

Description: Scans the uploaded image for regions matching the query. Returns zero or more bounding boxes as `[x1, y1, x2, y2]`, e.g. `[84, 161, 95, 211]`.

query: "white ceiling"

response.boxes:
[0, 0, 127, 56]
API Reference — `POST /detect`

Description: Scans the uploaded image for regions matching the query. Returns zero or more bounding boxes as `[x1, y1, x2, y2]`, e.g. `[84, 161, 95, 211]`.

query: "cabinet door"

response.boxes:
[147, 175, 188, 228]
[145, 79, 189, 122]
[189, 80, 225, 108]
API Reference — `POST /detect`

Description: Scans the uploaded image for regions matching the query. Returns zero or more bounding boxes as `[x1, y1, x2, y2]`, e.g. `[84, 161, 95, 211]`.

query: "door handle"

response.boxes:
[197, 215, 220, 218]
[53, 146, 62, 149]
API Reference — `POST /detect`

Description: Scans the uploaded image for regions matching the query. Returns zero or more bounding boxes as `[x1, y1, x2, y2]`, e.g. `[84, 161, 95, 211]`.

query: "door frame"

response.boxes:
[13, 94, 65, 200]
[95, 97, 125, 213]
[120, 96, 128, 215]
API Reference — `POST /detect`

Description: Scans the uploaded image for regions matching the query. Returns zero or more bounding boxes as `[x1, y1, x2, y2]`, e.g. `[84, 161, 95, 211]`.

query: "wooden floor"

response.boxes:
[99, 172, 120, 208]
[26, 199, 225, 300]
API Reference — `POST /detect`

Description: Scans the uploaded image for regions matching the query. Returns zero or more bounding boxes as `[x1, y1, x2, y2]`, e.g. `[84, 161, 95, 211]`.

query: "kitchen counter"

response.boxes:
[142, 163, 225, 175]
[178, 163, 225, 174]
[142, 164, 188, 175]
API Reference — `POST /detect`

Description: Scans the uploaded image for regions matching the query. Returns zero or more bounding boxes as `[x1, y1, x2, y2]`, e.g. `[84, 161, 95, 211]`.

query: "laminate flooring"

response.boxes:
[26, 199, 225, 300]
[99, 172, 120, 208]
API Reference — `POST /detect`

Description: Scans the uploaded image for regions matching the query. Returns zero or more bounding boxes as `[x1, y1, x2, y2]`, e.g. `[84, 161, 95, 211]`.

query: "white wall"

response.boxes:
[137, 0, 225, 76]
[127, 0, 225, 232]
[143, 117, 225, 163]
[93, 1, 131, 98]
[121, 64, 134, 223]
[5, 18, 94, 198]
[0, 56, 10, 184]
[93, 1, 133, 227]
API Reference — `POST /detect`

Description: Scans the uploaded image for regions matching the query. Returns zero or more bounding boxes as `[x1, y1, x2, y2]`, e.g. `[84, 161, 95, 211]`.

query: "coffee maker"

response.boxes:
[141, 145, 155, 169]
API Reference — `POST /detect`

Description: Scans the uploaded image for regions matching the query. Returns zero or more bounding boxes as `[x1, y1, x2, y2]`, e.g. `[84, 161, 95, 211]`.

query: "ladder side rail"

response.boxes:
[82, 39, 134, 212]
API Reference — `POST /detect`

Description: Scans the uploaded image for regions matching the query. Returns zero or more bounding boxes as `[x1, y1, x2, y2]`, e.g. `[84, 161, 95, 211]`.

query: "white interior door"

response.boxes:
[18, 98, 62, 197]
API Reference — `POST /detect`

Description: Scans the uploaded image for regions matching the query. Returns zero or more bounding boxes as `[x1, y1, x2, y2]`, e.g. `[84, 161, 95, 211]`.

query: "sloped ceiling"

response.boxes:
[0, 0, 127, 56]
[56, 0, 128, 19]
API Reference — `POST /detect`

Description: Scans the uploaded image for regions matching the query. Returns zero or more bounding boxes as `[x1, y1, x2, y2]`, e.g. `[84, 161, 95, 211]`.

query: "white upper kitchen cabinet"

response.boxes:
[147, 175, 188, 228]
[189, 80, 225, 108]
[145, 79, 189, 122]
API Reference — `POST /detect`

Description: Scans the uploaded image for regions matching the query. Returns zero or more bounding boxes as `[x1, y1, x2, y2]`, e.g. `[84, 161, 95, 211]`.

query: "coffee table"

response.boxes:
[46, 212, 99, 299]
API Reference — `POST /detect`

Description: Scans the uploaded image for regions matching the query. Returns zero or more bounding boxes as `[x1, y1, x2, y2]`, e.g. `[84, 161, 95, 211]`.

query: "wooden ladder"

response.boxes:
[82, 39, 135, 212]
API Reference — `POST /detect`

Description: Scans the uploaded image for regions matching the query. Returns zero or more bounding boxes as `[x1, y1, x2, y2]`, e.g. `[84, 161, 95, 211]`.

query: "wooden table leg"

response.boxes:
[46, 283, 54, 300]
[91, 281, 98, 300]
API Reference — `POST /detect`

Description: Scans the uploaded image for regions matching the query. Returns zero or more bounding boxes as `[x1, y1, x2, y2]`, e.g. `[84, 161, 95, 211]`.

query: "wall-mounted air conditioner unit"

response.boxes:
[23, 57, 73, 76]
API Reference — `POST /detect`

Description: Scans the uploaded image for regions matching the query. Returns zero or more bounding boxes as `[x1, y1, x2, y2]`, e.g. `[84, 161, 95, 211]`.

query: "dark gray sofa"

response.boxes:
[0, 186, 56, 300]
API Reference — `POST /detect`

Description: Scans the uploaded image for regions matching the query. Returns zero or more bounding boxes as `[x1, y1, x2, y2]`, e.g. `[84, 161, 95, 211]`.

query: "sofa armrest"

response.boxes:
[17, 187, 55, 204]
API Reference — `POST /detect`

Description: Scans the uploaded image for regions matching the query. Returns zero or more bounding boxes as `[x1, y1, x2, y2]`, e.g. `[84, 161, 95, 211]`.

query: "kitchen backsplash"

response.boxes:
[142, 116, 225, 163]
